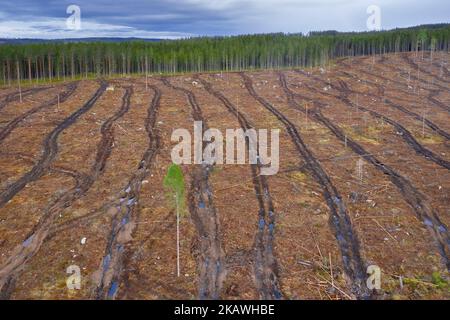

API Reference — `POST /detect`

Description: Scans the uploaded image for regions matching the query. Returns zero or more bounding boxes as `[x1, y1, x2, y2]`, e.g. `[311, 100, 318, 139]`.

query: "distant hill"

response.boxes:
[309, 23, 450, 36]
[0, 37, 163, 45]
[1, 23, 449, 45]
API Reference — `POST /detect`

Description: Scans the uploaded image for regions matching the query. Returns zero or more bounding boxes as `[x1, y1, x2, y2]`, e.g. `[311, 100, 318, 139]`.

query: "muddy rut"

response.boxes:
[194, 75, 283, 300]
[0, 87, 50, 112]
[241, 72, 371, 299]
[160, 77, 226, 299]
[279, 72, 450, 271]
[295, 71, 450, 171]
[375, 56, 450, 114]
[0, 85, 131, 298]
[402, 54, 450, 85]
[341, 58, 450, 114]
[315, 70, 450, 141]
[0, 82, 79, 143]
[0, 81, 108, 208]
[93, 85, 161, 300]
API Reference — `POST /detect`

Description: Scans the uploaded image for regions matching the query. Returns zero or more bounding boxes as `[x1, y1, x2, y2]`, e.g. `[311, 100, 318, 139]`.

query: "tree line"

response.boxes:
[1, 25, 449, 85]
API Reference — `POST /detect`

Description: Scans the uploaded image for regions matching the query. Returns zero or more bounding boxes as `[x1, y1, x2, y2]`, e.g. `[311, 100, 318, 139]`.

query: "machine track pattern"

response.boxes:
[0, 87, 50, 112]
[93, 85, 161, 300]
[160, 77, 226, 299]
[241, 72, 371, 299]
[0, 82, 79, 143]
[0, 85, 131, 298]
[341, 58, 450, 114]
[279, 72, 450, 271]
[0, 81, 108, 208]
[295, 72, 450, 170]
[313, 70, 450, 141]
[195, 74, 283, 300]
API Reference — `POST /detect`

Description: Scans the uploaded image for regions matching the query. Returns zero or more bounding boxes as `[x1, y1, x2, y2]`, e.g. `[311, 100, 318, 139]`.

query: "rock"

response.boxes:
[81, 237, 87, 245]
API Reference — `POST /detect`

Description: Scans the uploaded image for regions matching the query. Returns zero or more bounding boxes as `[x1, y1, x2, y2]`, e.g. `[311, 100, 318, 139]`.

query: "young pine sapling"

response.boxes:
[163, 163, 186, 277]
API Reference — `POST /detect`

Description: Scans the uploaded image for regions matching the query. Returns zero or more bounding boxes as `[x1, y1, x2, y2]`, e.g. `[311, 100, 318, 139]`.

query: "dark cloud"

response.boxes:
[0, 0, 448, 38]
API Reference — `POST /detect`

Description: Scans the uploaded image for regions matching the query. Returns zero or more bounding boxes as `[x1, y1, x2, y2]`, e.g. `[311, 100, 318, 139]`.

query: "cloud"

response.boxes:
[0, 17, 192, 39]
[0, 0, 448, 39]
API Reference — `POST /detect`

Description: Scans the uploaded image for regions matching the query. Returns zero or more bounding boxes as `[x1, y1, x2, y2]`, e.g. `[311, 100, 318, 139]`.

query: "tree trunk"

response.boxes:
[28, 58, 32, 84]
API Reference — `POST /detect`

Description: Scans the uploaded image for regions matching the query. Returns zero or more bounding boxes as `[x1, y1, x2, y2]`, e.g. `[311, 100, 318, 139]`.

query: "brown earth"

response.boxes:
[0, 52, 449, 300]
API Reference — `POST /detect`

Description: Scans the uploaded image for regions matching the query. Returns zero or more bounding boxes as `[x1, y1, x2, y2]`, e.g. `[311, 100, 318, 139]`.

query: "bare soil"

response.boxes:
[0, 52, 448, 300]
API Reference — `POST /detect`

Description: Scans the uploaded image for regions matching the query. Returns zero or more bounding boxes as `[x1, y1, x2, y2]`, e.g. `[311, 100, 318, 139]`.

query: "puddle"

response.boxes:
[259, 218, 265, 230]
[107, 281, 119, 298]
[22, 235, 34, 247]
[102, 254, 111, 271]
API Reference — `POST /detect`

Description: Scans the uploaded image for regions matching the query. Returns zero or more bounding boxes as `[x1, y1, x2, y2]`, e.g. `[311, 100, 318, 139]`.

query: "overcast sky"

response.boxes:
[0, 0, 448, 39]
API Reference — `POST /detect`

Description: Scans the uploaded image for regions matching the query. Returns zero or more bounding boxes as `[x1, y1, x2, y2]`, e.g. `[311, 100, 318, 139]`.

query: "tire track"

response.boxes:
[0, 81, 108, 208]
[333, 79, 450, 170]
[383, 98, 450, 141]
[402, 54, 450, 85]
[341, 58, 450, 114]
[279, 72, 450, 271]
[241, 73, 370, 299]
[0, 87, 50, 112]
[338, 69, 420, 105]
[380, 57, 450, 105]
[344, 65, 450, 114]
[0, 85, 131, 298]
[0, 151, 84, 187]
[295, 72, 450, 170]
[160, 77, 226, 299]
[336, 70, 450, 140]
[0, 82, 78, 143]
[372, 57, 450, 113]
[433, 61, 450, 78]
[93, 85, 161, 300]
[344, 56, 449, 91]
[427, 89, 450, 114]
[194, 74, 283, 300]
[349, 55, 448, 91]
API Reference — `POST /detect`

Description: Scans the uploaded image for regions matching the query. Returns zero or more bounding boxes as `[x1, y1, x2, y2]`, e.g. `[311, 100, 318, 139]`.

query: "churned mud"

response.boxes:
[0, 52, 448, 300]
